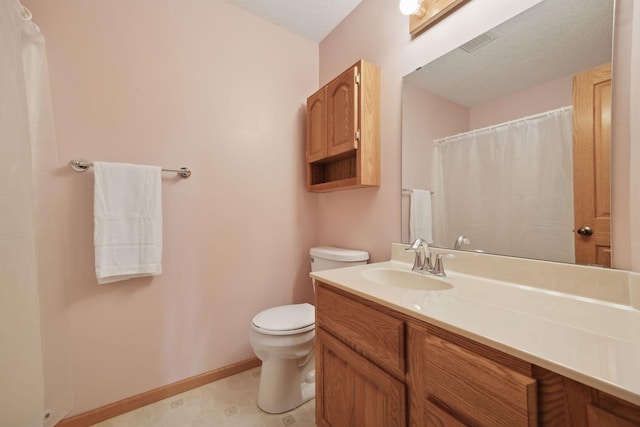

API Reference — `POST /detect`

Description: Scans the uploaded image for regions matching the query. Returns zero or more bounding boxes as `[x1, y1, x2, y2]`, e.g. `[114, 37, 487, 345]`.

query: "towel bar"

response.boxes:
[69, 158, 191, 178]
[402, 188, 434, 194]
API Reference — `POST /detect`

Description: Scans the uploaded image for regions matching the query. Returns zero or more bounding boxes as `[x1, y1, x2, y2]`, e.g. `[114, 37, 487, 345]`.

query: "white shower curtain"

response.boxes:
[432, 107, 575, 263]
[0, 1, 73, 426]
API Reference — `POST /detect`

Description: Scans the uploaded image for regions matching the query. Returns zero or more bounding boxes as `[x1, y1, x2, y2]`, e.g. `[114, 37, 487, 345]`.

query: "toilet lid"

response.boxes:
[252, 303, 315, 334]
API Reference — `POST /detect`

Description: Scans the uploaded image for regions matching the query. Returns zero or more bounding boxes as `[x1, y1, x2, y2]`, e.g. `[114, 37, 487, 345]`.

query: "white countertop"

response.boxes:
[310, 245, 640, 406]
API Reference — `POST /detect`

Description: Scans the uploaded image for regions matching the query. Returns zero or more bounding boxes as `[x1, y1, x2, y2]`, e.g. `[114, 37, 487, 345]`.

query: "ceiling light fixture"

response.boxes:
[399, 0, 426, 18]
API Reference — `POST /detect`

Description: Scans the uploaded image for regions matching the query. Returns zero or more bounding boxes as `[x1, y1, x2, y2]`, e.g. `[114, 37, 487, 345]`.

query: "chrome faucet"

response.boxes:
[454, 235, 471, 250]
[429, 253, 449, 276]
[406, 239, 452, 277]
[406, 238, 429, 271]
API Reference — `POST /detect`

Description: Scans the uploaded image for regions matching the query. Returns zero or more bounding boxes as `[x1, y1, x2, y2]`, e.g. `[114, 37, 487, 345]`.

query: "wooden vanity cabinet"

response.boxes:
[315, 281, 640, 427]
[305, 60, 380, 192]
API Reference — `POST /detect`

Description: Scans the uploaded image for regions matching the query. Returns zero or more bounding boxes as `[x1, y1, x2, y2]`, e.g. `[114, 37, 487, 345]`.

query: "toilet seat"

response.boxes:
[252, 303, 315, 336]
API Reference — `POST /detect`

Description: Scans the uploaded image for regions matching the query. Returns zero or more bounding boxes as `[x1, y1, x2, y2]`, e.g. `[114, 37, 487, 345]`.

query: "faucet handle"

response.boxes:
[430, 253, 454, 276]
[406, 239, 427, 271]
[410, 250, 425, 271]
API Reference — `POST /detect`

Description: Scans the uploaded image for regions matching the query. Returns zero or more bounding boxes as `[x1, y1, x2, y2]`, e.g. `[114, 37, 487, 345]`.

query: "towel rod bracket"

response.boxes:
[177, 167, 191, 178]
[69, 158, 90, 173]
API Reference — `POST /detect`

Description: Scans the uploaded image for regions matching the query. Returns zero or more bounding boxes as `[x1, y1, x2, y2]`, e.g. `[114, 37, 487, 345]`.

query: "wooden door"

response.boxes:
[316, 329, 405, 427]
[572, 63, 611, 267]
[306, 87, 327, 163]
[327, 65, 359, 158]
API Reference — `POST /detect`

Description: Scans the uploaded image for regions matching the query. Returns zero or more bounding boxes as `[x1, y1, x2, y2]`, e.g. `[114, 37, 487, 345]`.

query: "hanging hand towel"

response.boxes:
[409, 189, 433, 244]
[94, 161, 162, 284]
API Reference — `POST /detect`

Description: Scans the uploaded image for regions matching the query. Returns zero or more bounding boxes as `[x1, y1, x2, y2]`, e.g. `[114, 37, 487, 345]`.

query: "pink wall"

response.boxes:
[25, 0, 319, 415]
[470, 74, 572, 129]
[611, 0, 639, 270]
[401, 83, 469, 242]
[402, 83, 470, 190]
[629, 0, 640, 271]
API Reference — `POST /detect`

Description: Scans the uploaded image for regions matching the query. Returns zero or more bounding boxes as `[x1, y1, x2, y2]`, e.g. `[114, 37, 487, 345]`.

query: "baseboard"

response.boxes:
[56, 357, 261, 427]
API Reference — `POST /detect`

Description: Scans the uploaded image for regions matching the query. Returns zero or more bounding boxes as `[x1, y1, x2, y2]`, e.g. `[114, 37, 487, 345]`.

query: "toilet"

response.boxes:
[249, 246, 369, 414]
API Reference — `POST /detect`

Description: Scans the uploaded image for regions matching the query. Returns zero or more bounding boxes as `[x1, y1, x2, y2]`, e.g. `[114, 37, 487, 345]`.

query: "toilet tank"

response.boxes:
[310, 246, 369, 272]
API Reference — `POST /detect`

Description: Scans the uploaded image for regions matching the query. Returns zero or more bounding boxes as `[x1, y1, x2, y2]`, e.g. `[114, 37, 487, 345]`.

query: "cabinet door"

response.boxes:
[587, 404, 640, 427]
[316, 329, 405, 427]
[306, 87, 327, 163]
[327, 65, 359, 158]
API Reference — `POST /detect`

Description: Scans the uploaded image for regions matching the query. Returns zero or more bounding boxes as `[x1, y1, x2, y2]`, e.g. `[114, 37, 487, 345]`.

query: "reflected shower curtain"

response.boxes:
[0, 1, 73, 426]
[432, 107, 575, 263]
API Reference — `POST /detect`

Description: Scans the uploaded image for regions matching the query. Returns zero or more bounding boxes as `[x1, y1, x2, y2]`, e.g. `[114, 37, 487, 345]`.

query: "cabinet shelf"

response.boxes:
[308, 153, 357, 191]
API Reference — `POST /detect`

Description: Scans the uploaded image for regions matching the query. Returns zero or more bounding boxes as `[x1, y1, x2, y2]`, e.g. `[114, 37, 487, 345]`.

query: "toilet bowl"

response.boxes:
[249, 246, 369, 414]
[249, 303, 316, 414]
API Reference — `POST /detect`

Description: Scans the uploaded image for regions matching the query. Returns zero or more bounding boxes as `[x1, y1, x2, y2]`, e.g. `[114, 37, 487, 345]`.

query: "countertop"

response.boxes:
[310, 246, 640, 406]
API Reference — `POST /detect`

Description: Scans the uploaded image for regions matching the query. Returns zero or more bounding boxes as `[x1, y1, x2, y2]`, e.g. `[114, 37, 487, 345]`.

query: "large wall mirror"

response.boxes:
[401, 0, 614, 265]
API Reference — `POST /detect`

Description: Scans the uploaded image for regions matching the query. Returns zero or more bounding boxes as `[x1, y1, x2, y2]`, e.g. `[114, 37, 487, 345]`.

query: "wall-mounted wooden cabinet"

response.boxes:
[306, 60, 380, 192]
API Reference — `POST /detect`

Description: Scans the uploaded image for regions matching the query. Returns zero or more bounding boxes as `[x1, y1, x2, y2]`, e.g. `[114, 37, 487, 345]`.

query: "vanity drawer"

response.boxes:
[423, 333, 538, 426]
[316, 283, 405, 378]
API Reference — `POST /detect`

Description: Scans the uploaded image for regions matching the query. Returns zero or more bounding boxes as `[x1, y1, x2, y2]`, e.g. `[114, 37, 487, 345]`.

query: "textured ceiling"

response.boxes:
[227, 0, 363, 43]
[227, 0, 613, 106]
[404, 0, 613, 107]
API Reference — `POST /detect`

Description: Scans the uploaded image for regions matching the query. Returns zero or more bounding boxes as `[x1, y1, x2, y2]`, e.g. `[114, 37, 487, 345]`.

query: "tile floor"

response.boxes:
[91, 367, 316, 427]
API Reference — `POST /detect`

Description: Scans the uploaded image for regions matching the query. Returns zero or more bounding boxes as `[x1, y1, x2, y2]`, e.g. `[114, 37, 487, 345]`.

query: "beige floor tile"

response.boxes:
[92, 367, 316, 427]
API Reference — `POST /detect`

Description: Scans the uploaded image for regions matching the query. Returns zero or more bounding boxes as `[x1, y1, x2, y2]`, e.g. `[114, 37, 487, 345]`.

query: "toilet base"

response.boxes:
[256, 355, 316, 414]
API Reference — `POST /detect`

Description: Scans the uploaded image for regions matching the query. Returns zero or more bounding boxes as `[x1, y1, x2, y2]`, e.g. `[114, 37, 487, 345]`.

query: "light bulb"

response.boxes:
[399, 0, 421, 15]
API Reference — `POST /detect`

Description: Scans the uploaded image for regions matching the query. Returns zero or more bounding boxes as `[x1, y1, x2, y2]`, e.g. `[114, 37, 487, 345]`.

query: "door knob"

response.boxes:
[577, 226, 593, 236]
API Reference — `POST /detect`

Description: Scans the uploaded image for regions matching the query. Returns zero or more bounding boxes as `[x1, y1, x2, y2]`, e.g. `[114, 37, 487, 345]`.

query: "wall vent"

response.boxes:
[460, 32, 497, 53]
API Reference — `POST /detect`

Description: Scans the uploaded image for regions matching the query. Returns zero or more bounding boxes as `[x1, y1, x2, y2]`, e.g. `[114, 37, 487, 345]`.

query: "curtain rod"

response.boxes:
[433, 105, 572, 145]
[69, 159, 191, 178]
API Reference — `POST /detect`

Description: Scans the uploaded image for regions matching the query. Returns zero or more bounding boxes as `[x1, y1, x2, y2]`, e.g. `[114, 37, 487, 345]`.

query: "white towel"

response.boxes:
[94, 161, 162, 284]
[409, 189, 433, 244]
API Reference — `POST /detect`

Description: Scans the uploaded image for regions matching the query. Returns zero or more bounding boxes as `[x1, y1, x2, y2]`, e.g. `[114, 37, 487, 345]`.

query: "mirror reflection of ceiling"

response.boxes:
[403, 0, 613, 107]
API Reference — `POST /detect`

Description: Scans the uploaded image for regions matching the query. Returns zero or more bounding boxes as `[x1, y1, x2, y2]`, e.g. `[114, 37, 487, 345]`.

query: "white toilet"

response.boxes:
[249, 246, 369, 414]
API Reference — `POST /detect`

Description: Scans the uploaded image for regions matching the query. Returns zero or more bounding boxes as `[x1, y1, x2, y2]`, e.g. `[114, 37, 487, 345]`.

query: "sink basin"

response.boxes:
[361, 268, 453, 291]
